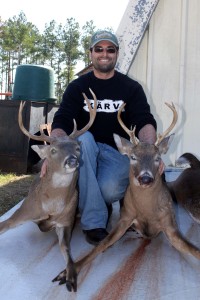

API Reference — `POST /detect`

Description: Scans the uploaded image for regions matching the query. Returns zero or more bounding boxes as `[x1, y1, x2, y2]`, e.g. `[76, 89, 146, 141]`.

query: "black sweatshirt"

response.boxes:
[52, 71, 157, 149]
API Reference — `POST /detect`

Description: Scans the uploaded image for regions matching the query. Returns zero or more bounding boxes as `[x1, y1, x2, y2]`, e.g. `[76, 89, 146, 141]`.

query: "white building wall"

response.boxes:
[117, 0, 200, 166]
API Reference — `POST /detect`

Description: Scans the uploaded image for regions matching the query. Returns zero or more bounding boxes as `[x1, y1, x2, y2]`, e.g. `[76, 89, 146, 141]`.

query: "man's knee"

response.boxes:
[78, 131, 94, 144]
[100, 178, 128, 204]
[78, 132, 98, 153]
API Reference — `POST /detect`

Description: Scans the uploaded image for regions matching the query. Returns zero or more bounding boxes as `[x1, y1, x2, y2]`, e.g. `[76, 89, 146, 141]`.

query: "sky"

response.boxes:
[0, 0, 130, 73]
[0, 0, 130, 32]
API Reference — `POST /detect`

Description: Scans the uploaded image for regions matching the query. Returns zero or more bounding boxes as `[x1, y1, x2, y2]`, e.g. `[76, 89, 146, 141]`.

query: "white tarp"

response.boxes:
[0, 197, 200, 300]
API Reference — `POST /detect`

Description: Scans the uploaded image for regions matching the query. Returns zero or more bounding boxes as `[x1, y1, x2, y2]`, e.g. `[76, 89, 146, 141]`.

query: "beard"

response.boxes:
[92, 60, 116, 73]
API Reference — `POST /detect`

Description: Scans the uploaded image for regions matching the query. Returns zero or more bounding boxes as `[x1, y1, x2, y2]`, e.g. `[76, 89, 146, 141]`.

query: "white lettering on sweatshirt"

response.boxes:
[83, 99, 124, 113]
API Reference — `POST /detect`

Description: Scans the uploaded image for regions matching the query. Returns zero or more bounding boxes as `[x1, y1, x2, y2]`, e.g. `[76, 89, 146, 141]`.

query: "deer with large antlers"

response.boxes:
[54, 102, 200, 291]
[0, 89, 97, 291]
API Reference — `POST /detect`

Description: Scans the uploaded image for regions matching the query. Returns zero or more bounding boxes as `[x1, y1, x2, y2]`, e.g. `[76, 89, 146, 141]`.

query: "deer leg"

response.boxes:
[76, 219, 132, 272]
[53, 226, 77, 292]
[0, 200, 40, 234]
[164, 226, 200, 260]
[53, 219, 131, 292]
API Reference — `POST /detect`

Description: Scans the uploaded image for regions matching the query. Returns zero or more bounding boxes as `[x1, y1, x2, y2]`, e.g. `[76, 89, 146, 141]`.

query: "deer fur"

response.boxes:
[53, 103, 200, 292]
[168, 152, 200, 224]
[0, 89, 97, 292]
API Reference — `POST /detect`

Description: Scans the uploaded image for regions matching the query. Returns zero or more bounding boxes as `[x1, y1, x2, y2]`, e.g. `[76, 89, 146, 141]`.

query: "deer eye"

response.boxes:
[155, 156, 161, 163]
[75, 146, 80, 152]
[130, 155, 137, 161]
[50, 148, 57, 154]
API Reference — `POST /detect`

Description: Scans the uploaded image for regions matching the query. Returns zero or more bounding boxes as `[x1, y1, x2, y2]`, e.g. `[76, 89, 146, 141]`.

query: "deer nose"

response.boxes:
[138, 173, 154, 186]
[64, 155, 79, 168]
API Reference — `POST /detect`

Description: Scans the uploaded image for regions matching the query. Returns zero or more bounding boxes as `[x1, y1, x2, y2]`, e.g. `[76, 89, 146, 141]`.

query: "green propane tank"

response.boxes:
[12, 64, 57, 103]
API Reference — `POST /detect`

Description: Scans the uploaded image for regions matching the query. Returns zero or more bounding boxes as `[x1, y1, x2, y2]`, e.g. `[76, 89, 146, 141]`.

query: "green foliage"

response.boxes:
[81, 20, 96, 67]
[0, 11, 113, 101]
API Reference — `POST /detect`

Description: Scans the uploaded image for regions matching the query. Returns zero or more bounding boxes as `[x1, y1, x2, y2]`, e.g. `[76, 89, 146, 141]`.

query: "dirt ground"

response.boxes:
[0, 174, 34, 216]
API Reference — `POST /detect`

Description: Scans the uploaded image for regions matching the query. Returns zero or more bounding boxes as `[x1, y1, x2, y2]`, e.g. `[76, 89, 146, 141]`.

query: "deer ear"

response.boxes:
[158, 133, 175, 154]
[113, 133, 133, 155]
[31, 145, 49, 159]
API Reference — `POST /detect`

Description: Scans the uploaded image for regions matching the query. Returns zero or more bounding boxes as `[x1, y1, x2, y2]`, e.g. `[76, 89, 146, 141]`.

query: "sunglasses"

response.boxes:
[91, 46, 118, 54]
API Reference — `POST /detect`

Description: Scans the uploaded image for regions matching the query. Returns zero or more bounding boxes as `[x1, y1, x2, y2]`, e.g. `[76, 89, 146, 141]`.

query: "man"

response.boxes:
[42, 30, 157, 245]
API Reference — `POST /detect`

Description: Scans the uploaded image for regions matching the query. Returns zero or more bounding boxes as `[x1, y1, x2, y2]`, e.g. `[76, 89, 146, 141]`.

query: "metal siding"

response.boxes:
[117, 0, 200, 166]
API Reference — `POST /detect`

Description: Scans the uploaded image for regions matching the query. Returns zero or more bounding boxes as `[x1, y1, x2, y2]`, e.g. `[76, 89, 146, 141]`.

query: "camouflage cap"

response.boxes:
[90, 30, 119, 48]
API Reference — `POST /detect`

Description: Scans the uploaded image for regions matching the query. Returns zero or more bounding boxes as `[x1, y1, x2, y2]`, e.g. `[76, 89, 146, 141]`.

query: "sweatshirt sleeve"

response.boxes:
[51, 82, 83, 135]
[125, 82, 157, 137]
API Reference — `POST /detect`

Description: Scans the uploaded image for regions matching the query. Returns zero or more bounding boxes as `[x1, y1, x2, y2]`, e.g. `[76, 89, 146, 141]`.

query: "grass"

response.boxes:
[0, 173, 34, 216]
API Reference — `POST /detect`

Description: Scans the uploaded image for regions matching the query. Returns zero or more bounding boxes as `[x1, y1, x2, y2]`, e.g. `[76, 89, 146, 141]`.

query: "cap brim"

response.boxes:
[91, 39, 119, 48]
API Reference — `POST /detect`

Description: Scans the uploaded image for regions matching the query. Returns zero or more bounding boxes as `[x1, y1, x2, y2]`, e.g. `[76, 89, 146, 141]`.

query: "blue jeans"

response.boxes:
[77, 132, 130, 230]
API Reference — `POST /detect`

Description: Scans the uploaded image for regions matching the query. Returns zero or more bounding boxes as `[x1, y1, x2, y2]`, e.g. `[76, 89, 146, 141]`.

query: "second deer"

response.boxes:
[55, 102, 200, 291]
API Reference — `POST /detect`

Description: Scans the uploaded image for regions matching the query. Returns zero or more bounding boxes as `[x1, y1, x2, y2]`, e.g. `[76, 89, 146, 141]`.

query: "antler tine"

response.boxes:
[18, 101, 53, 143]
[155, 102, 178, 146]
[39, 123, 52, 136]
[68, 119, 78, 137]
[69, 88, 97, 138]
[117, 102, 139, 145]
[39, 123, 52, 145]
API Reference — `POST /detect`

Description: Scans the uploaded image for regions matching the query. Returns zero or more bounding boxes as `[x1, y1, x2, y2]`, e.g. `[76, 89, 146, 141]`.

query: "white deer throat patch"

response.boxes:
[52, 172, 74, 188]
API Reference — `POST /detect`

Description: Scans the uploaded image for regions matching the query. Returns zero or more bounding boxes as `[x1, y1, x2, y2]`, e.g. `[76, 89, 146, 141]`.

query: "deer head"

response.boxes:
[114, 102, 178, 187]
[18, 89, 97, 174]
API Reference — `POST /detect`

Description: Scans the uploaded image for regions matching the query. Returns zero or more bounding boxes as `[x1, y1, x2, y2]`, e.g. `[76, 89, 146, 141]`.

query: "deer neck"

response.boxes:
[41, 166, 78, 190]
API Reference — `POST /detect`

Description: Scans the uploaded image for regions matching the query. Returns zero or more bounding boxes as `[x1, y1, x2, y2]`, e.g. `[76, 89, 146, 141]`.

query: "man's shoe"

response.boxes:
[83, 228, 108, 245]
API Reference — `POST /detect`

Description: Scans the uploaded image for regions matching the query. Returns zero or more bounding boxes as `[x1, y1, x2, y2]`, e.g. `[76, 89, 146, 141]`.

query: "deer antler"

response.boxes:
[39, 123, 52, 136]
[18, 102, 53, 144]
[69, 88, 97, 138]
[19, 89, 97, 143]
[155, 102, 178, 146]
[117, 102, 139, 146]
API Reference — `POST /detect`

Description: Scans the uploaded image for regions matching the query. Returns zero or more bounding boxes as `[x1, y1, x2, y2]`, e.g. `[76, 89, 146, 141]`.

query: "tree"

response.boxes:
[0, 12, 40, 92]
[0, 11, 104, 99]
[81, 20, 96, 67]
[41, 20, 58, 66]
[61, 18, 82, 85]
